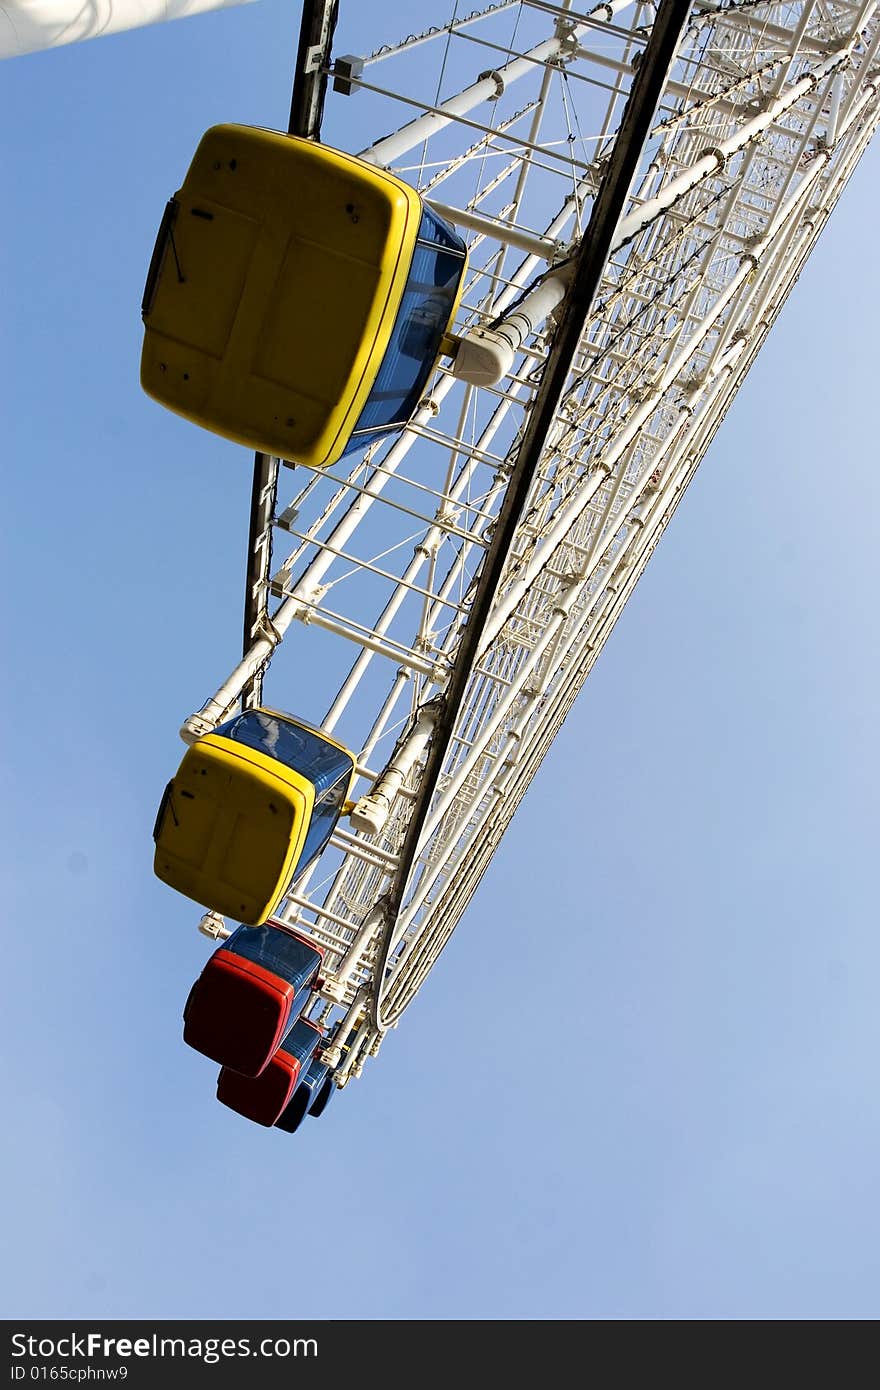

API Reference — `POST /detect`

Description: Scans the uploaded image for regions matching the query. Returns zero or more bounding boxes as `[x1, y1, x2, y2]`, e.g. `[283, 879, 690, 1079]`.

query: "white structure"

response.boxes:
[0, 0, 254, 59]
[167, 0, 880, 1084]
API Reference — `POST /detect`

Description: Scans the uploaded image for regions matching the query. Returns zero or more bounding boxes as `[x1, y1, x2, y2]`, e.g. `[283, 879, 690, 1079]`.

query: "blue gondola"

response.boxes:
[274, 1052, 332, 1134]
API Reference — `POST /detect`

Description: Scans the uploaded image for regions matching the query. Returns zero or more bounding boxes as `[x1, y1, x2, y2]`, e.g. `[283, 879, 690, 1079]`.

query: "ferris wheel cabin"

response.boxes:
[182, 921, 323, 1077]
[217, 1016, 324, 1127]
[140, 125, 467, 466]
[153, 708, 355, 925]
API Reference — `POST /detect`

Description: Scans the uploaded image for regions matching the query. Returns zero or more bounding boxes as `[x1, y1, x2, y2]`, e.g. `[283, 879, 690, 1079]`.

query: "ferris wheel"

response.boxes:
[142, 0, 880, 1130]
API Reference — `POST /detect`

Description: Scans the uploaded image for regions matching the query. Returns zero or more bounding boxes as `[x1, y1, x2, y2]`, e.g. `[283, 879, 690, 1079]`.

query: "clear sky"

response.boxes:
[2, 0, 879, 1321]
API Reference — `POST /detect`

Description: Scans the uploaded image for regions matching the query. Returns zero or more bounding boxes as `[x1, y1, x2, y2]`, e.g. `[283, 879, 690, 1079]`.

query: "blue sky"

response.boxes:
[2, 0, 879, 1320]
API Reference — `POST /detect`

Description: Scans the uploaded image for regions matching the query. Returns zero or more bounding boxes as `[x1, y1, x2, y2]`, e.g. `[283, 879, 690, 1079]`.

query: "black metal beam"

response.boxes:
[241, 1, 339, 706]
[289, 0, 340, 142]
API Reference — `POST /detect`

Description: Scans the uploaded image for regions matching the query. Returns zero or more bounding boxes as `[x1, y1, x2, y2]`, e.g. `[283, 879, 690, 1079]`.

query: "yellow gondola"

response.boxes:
[153, 708, 355, 925]
[141, 124, 467, 466]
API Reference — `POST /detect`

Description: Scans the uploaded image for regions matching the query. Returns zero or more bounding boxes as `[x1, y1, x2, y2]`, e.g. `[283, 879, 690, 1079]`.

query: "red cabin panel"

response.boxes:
[184, 951, 298, 1077]
[217, 1019, 323, 1127]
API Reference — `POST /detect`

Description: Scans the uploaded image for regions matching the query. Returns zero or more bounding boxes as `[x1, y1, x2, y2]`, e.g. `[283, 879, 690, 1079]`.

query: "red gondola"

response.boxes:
[183, 921, 322, 1076]
[217, 1018, 324, 1127]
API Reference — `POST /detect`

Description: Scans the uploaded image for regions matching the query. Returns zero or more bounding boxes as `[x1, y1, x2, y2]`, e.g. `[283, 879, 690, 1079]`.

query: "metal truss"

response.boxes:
[183, 0, 880, 1085]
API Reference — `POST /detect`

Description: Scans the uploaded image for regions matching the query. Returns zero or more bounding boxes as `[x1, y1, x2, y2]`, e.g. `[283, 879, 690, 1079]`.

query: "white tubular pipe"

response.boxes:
[280, 607, 441, 676]
[611, 46, 851, 253]
[825, 69, 846, 145]
[349, 705, 440, 836]
[425, 200, 563, 259]
[759, 72, 833, 225]
[357, 0, 635, 167]
[709, 332, 748, 377]
[452, 265, 574, 386]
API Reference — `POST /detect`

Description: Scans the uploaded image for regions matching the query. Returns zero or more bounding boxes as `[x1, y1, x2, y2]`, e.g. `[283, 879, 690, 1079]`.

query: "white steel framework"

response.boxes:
[177, 0, 880, 1087]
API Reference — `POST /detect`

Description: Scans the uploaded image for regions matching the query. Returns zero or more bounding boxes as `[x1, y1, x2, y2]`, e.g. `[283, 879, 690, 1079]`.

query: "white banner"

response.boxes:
[1, 0, 256, 58]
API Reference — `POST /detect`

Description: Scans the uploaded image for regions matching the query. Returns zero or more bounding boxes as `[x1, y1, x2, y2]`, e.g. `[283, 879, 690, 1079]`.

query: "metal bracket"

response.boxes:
[303, 42, 324, 73]
[333, 54, 364, 95]
[478, 69, 506, 100]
